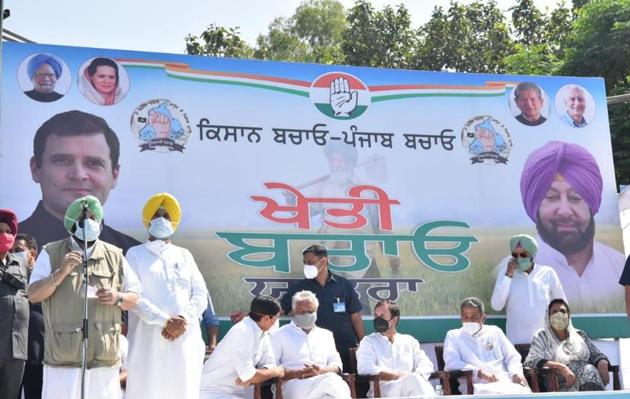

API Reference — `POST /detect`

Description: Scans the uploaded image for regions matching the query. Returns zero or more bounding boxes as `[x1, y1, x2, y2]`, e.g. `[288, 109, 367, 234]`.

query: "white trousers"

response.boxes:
[472, 381, 532, 395]
[379, 373, 436, 398]
[282, 373, 351, 399]
[42, 365, 121, 399]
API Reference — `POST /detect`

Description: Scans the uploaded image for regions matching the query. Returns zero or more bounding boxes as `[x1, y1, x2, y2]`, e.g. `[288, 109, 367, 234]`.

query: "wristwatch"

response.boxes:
[116, 293, 124, 306]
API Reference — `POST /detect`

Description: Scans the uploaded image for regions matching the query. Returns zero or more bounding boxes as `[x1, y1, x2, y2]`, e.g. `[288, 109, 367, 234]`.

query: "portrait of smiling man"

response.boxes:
[559, 85, 589, 128]
[517, 141, 624, 309]
[19, 110, 139, 253]
[513, 82, 547, 127]
[23, 54, 65, 103]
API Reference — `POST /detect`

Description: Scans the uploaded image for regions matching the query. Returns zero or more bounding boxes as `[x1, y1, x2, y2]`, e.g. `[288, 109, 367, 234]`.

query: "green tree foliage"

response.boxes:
[254, 17, 311, 61]
[561, 0, 630, 90]
[503, 1, 572, 75]
[415, 1, 512, 73]
[609, 99, 630, 185]
[546, 2, 573, 55]
[343, 1, 415, 68]
[255, 0, 346, 63]
[560, 0, 630, 184]
[503, 44, 562, 75]
[510, 0, 546, 45]
[185, 24, 252, 58]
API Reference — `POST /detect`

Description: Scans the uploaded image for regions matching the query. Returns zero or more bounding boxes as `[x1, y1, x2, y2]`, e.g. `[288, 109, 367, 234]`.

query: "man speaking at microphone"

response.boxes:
[28, 195, 140, 399]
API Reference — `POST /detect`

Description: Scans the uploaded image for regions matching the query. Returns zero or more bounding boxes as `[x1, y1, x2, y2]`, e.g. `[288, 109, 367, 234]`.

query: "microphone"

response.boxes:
[78, 199, 89, 228]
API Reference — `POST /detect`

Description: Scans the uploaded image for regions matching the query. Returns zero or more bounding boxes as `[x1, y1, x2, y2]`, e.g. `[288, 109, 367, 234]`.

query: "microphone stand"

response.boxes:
[79, 204, 90, 399]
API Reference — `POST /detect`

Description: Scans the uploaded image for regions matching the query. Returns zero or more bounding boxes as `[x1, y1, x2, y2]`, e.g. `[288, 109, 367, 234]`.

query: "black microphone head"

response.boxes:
[78, 199, 90, 228]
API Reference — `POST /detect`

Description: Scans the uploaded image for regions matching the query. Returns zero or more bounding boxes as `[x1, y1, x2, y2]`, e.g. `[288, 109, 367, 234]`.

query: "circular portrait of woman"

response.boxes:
[18, 53, 71, 103]
[78, 57, 130, 106]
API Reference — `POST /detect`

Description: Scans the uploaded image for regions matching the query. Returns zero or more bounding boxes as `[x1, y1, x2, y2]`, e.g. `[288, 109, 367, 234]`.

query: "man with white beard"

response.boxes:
[271, 290, 350, 399]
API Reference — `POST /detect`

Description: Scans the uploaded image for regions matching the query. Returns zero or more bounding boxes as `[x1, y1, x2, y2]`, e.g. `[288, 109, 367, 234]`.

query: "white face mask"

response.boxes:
[303, 264, 319, 279]
[462, 321, 481, 335]
[149, 217, 174, 239]
[11, 251, 29, 264]
[74, 219, 101, 242]
[294, 312, 317, 330]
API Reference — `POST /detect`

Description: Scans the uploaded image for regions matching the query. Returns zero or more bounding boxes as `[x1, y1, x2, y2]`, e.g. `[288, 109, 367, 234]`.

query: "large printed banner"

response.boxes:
[1, 42, 625, 337]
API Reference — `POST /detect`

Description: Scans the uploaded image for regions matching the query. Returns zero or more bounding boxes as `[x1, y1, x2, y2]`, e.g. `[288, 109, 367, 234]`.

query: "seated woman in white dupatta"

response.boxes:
[524, 298, 610, 391]
[444, 297, 531, 395]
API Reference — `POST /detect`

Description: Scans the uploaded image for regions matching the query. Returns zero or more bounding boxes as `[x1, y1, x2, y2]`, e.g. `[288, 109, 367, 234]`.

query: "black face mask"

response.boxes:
[373, 316, 390, 334]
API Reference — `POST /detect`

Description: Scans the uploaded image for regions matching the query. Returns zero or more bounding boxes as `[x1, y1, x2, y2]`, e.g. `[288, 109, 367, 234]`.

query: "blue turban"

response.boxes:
[27, 54, 63, 79]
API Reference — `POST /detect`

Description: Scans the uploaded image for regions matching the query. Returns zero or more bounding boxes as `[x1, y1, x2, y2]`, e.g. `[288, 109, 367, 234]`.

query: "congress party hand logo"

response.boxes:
[311, 72, 370, 120]
[330, 77, 358, 117]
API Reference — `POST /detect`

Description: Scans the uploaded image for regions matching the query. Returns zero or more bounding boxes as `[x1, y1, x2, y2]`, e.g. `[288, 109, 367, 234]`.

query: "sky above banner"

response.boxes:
[4, 0, 561, 53]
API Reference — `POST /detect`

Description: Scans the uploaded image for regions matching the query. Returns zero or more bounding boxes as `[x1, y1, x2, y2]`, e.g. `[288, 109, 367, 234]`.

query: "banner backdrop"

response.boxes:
[1, 42, 626, 338]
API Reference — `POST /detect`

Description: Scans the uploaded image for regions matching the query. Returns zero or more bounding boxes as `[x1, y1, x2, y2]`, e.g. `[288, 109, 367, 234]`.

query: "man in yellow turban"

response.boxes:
[27, 195, 140, 399]
[125, 193, 210, 399]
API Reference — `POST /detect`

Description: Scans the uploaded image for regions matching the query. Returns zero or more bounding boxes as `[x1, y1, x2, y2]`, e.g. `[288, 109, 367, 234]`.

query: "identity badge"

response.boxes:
[333, 299, 346, 313]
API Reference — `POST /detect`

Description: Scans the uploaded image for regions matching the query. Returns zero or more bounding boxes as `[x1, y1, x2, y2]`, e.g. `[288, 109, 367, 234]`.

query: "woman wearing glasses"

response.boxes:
[491, 234, 566, 344]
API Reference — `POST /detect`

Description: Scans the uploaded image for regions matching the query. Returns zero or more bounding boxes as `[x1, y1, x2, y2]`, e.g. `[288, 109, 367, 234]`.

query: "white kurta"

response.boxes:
[31, 239, 142, 399]
[357, 332, 436, 398]
[270, 321, 350, 399]
[126, 241, 209, 399]
[443, 325, 530, 395]
[119, 334, 128, 399]
[533, 236, 625, 309]
[491, 262, 566, 344]
[200, 316, 276, 399]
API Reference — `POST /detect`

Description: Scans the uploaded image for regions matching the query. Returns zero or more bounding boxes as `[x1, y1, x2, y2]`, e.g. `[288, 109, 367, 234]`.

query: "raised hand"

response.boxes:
[330, 77, 358, 117]
[149, 110, 172, 139]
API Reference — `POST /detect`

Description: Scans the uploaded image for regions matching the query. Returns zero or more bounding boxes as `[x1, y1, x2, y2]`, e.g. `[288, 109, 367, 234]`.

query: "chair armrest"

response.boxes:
[535, 367, 560, 392]
[254, 377, 283, 399]
[430, 371, 451, 395]
[444, 369, 474, 395]
[522, 367, 540, 392]
[341, 373, 357, 399]
[609, 365, 621, 391]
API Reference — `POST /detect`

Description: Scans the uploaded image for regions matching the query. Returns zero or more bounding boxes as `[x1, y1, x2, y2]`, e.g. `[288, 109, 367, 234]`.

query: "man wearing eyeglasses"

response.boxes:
[24, 54, 64, 103]
[491, 234, 565, 344]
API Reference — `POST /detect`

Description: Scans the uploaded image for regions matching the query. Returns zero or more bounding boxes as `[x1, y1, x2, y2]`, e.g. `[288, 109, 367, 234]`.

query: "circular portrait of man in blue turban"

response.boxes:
[18, 53, 71, 103]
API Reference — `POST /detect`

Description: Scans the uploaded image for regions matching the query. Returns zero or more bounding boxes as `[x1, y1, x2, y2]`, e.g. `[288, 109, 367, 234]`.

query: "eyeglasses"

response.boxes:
[34, 73, 56, 80]
[511, 252, 529, 258]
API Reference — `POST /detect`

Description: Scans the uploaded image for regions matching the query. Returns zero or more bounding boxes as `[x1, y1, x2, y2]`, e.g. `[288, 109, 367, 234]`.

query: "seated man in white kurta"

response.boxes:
[125, 193, 210, 399]
[357, 300, 436, 398]
[271, 290, 351, 399]
[200, 296, 285, 399]
[444, 297, 531, 395]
